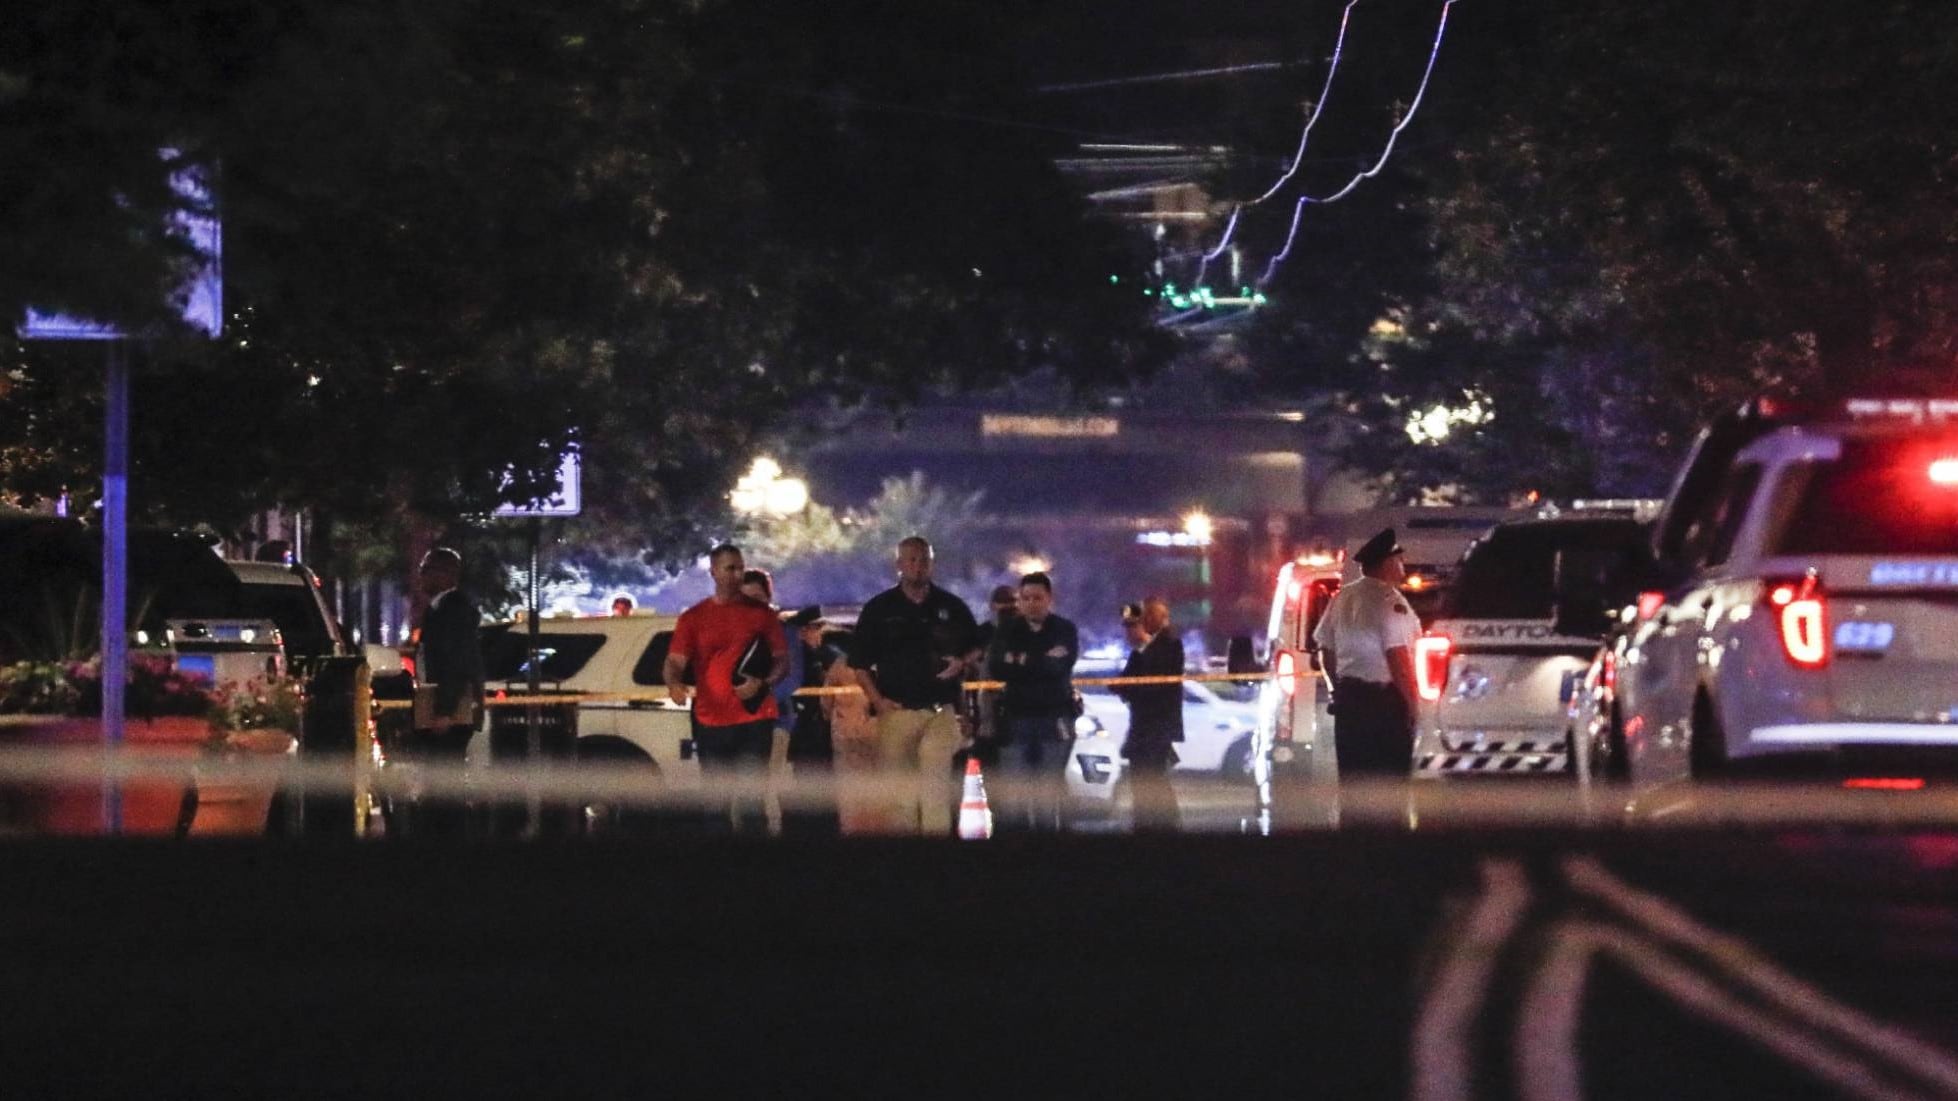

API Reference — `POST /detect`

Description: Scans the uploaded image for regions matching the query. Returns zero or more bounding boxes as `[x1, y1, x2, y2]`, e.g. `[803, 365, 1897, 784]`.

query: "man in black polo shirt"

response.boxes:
[850, 535, 980, 835]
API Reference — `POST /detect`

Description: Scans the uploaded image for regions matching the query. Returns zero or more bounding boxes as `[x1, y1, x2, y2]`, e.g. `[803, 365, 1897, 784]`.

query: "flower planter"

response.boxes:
[0, 715, 207, 836]
[185, 729, 297, 837]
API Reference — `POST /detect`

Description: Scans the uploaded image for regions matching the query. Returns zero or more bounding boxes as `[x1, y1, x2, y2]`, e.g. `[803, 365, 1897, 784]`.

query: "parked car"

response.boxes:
[1577, 395, 1958, 785]
[1076, 672, 1259, 775]
[476, 612, 695, 780]
[223, 560, 353, 673]
[1410, 515, 1654, 778]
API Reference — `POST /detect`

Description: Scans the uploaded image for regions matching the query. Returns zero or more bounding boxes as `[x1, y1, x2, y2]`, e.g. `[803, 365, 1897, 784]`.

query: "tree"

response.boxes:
[0, 0, 1166, 561]
[1245, 0, 1958, 501]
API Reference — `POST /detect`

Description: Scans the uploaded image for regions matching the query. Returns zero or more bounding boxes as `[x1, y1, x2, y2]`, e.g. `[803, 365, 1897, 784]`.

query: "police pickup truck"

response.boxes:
[1413, 516, 1652, 777]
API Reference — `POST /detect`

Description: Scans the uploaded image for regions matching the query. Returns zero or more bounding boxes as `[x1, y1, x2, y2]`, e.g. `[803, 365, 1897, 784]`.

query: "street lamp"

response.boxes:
[731, 456, 809, 518]
[1184, 510, 1214, 625]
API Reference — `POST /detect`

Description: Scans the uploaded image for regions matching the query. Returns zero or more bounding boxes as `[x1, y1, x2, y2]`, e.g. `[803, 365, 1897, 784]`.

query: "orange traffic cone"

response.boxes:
[958, 756, 993, 840]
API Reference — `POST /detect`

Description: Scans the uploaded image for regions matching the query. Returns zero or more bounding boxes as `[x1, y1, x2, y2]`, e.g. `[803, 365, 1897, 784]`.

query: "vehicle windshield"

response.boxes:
[1775, 437, 1958, 555]
[1446, 522, 1648, 620]
[236, 584, 333, 660]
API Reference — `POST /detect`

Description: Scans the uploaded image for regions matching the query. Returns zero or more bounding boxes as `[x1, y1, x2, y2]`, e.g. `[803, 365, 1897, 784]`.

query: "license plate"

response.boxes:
[1834, 621, 1896, 653]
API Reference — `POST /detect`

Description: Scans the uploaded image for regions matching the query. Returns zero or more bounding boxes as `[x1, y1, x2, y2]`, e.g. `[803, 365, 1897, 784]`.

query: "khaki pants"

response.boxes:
[875, 705, 961, 835]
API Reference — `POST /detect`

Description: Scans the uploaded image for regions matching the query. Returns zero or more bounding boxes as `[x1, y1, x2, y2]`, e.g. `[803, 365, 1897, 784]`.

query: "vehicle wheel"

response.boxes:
[1220, 737, 1254, 781]
[576, 736, 661, 836]
[1601, 703, 1631, 782]
[1688, 693, 1729, 779]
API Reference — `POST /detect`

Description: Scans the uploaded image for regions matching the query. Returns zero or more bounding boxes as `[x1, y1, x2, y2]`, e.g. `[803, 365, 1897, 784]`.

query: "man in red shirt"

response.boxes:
[663, 544, 790, 833]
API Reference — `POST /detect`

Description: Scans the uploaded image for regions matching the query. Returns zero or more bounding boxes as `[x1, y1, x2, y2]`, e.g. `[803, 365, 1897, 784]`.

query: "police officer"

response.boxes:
[1312, 528, 1420, 780]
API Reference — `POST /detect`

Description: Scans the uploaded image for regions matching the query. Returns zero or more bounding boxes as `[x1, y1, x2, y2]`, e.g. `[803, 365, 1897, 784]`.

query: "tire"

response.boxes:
[1220, 736, 1254, 781]
[576, 736, 661, 836]
[1600, 703, 1630, 782]
[1688, 693, 1729, 779]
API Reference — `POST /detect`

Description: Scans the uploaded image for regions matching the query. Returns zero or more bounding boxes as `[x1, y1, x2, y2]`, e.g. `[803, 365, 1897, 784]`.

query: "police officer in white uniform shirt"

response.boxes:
[1312, 528, 1421, 777]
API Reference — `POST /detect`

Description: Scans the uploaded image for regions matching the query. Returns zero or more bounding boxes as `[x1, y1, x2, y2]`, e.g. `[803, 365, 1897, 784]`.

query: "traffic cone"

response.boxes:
[958, 756, 993, 840]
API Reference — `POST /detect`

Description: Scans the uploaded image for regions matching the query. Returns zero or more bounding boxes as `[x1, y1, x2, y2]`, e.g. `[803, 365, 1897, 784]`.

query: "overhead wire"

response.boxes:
[1254, 0, 1458, 287]
[1193, 0, 1365, 288]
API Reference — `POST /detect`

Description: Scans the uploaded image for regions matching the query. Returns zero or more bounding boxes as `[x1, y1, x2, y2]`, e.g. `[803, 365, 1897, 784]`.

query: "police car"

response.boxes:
[1579, 397, 1958, 784]
[1411, 516, 1653, 777]
[476, 613, 698, 785]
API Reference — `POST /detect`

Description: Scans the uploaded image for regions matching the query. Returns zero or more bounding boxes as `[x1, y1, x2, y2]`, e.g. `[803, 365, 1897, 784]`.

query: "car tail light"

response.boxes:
[1600, 650, 1617, 692]
[1635, 591, 1666, 622]
[1930, 458, 1958, 486]
[1276, 649, 1298, 698]
[1415, 635, 1451, 702]
[1766, 574, 1827, 669]
[1844, 777, 1925, 791]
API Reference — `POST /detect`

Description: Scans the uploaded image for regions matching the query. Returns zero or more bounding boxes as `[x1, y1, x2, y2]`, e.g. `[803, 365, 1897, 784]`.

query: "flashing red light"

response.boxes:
[1843, 778, 1925, 792]
[1286, 579, 1303, 602]
[1931, 458, 1958, 486]
[1414, 635, 1452, 702]
[1768, 584, 1796, 607]
[1276, 650, 1299, 698]
[1600, 650, 1618, 692]
[1636, 590, 1666, 621]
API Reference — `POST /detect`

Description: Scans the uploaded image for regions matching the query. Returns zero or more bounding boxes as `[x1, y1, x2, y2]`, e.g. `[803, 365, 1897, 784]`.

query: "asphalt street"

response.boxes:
[1, 831, 1955, 1098]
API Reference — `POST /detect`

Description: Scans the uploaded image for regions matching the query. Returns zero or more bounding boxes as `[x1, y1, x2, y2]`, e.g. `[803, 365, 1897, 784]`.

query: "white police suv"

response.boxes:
[1589, 397, 1958, 783]
[1413, 516, 1653, 778]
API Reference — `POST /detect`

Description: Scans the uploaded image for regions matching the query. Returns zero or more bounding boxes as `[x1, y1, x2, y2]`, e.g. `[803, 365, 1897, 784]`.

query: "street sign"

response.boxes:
[494, 450, 582, 518]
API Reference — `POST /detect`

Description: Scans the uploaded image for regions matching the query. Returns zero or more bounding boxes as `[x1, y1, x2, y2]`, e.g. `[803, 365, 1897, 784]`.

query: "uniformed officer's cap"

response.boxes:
[1354, 527, 1403, 568]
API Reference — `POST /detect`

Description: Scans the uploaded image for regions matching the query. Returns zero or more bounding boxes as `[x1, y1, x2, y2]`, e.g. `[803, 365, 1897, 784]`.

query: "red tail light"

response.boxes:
[1415, 635, 1452, 702]
[1767, 574, 1828, 669]
[1930, 458, 1958, 486]
[1276, 650, 1298, 698]
[1635, 591, 1666, 622]
[1844, 777, 1925, 791]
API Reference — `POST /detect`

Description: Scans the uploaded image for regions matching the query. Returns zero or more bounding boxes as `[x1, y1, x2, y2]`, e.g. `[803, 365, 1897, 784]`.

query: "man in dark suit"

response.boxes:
[409, 546, 483, 836]
[1116, 596, 1184, 831]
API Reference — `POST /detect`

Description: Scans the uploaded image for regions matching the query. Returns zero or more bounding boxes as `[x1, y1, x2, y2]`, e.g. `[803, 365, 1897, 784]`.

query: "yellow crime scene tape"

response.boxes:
[372, 670, 1283, 711]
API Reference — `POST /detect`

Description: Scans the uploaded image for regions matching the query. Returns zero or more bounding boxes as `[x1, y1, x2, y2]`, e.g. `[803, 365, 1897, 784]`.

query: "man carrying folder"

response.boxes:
[663, 543, 790, 834]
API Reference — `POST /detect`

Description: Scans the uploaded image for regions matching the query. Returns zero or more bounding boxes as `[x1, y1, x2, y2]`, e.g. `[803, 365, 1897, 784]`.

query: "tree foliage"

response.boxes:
[0, 0, 1165, 563]
[1248, 0, 1958, 501]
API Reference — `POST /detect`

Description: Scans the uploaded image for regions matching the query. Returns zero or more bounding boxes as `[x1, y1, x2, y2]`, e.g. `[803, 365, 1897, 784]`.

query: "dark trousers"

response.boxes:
[401, 725, 474, 839]
[1003, 715, 1073, 831]
[1331, 678, 1413, 777]
[696, 718, 775, 834]
[1124, 742, 1181, 832]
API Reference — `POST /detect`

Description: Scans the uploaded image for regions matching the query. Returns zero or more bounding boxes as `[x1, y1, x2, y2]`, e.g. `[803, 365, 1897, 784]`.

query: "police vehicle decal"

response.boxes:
[1869, 562, 1958, 586]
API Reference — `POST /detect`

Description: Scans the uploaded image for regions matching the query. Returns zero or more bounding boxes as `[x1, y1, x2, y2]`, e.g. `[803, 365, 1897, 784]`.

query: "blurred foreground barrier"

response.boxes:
[11, 742, 1958, 835]
[373, 670, 1282, 711]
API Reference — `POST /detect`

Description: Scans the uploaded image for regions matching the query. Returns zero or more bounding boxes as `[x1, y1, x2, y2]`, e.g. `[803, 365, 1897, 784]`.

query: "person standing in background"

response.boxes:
[1116, 596, 1183, 831]
[987, 572, 1079, 831]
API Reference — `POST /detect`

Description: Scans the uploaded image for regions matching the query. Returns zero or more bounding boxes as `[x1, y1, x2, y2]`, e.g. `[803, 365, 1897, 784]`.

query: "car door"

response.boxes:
[1623, 464, 1761, 780]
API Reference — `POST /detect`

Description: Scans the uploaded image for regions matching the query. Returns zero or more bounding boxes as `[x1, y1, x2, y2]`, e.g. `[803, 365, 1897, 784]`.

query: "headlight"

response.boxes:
[1073, 714, 1102, 738]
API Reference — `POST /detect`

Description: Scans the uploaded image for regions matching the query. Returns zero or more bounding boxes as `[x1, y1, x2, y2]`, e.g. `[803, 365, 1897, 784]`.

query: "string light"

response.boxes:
[1257, 0, 1458, 286]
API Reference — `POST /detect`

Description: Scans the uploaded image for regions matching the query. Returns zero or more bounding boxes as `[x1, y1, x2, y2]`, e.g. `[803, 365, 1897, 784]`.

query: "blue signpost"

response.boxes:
[17, 154, 222, 833]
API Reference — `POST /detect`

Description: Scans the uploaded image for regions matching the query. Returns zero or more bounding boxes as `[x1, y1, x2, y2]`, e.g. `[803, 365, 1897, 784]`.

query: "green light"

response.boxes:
[1109, 274, 1120, 284]
[1251, 292, 1268, 305]
[1163, 283, 1177, 296]
[1143, 288, 1154, 297]
[1170, 295, 1190, 308]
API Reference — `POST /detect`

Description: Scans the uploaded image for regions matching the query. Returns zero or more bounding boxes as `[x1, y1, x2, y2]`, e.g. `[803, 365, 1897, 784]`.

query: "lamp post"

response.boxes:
[1184, 510, 1214, 624]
